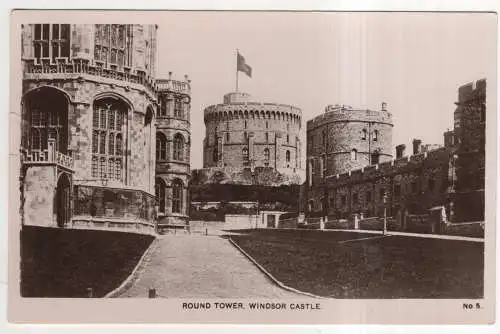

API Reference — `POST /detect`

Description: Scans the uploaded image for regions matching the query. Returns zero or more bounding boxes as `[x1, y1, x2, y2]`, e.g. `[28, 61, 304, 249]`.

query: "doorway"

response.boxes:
[55, 173, 71, 227]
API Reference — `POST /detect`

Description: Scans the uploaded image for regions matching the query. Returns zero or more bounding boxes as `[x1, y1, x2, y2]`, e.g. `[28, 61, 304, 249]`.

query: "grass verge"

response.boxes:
[230, 229, 483, 298]
[21, 226, 154, 298]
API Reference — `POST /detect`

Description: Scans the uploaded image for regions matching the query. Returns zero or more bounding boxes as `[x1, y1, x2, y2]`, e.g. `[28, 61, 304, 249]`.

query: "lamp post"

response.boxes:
[383, 192, 388, 235]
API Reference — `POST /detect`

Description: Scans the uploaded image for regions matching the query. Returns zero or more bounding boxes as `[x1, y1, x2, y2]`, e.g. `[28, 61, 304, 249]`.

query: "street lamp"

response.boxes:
[383, 192, 388, 234]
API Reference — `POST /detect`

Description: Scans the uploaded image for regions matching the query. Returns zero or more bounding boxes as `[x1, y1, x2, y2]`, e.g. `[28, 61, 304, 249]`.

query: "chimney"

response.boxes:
[381, 102, 387, 111]
[412, 139, 422, 155]
[396, 144, 406, 159]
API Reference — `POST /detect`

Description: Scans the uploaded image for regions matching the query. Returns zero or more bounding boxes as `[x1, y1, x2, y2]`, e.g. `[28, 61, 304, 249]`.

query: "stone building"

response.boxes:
[202, 92, 303, 178]
[450, 79, 486, 222]
[305, 80, 486, 224]
[155, 74, 191, 230]
[19, 24, 191, 234]
[306, 103, 393, 183]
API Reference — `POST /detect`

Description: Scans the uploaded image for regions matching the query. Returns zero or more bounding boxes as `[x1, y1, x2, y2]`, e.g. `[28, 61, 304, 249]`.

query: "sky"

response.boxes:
[155, 12, 496, 169]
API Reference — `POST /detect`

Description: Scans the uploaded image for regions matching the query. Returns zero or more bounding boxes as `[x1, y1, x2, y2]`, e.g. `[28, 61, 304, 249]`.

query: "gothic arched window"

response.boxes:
[155, 177, 166, 214]
[351, 149, 358, 161]
[92, 97, 128, 181]
[213, 147, 219, 163]
[24, 87, 68, 154]
[173, 133, 184, 161]
[156, 132, 167, 161]
[172, 179, 183, 214]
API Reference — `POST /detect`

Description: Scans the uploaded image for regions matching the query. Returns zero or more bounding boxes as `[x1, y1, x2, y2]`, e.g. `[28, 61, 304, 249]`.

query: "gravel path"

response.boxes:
[119, 235, 299, 298]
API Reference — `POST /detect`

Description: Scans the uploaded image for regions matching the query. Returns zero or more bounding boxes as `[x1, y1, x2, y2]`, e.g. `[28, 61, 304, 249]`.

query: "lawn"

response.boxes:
[21, 226, 154, 298]
[230, 229, 484, 298]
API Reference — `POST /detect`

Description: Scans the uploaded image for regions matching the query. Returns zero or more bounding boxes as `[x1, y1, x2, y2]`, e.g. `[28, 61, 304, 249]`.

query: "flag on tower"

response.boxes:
[237, 51, 252, 78]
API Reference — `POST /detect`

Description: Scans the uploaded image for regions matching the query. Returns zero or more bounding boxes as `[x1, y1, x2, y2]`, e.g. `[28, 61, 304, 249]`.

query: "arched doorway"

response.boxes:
[55, 173, 71, 227]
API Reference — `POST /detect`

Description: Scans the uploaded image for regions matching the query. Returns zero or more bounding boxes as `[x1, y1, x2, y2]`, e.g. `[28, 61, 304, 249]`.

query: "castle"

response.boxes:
[19, 24, 191, 234]
[17, 24, 486, 234]
[305, 79, 486, 225]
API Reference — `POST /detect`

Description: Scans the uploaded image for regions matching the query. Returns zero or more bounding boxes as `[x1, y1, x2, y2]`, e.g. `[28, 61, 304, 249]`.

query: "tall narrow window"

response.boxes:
[286, 150, 291, 162]
[320, 156, 325, 177]
[173, 133, 184, 161]
[159, 96, 167, 117]
[242, 147, 249, 165]
[351, 149, 357, 161]
[362, 129, 367, 140]
[174, 98, 183, 118]
[156, 132, 167, 161]
[213, 147, 219, 163]
[94, 24, 131, 68]
[287, 134, 290, 144]
[226, 132, 230, 142]
[172, 179, 183, 213]
[373, 130, 379, 142]
[264, 148, 270, 166]
[155, 178, 166, 214]
[244, 120, 247, 129]
[394, 184, 401, 198]
[265, 132, 269, 142]
[92, 98, 127, 181]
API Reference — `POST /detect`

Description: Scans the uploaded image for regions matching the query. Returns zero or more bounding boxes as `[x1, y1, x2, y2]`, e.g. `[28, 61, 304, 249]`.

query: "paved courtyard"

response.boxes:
[119, 234, 299, 298]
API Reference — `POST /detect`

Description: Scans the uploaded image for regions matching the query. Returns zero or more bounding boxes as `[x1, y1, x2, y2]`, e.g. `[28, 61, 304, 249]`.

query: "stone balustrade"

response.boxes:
[22, 148, 74, 170]
[23, 57, 190, 96]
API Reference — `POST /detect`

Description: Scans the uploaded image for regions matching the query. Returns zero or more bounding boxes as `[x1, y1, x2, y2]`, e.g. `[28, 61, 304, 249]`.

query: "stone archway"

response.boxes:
[55, 173, 71, 227]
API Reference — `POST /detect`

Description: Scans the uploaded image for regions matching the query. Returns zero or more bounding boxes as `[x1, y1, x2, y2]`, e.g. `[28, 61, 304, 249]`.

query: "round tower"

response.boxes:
[203, 92, 303, 175]
[306, 103, 393, 183]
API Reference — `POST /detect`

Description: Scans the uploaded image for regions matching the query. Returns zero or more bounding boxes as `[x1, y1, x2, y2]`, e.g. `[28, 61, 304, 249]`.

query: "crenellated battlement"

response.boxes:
[307, 104, 393, 131]
[204, 102, 302, 123]
[204, 92, 302, 125]
[324, 147, 451, 186]
[156, 73, 191, 95]
[457, 78, 486, 103]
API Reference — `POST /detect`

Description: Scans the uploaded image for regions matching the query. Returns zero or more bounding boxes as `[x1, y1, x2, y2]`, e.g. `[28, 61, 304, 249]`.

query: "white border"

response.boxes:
[1, 0, 499, 333]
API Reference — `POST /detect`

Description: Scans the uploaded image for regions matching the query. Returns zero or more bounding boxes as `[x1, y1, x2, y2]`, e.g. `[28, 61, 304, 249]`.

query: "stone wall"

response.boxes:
[22, 166, 57, 227]
[73, 185, 155, 221]
[306, 148, 453, 220]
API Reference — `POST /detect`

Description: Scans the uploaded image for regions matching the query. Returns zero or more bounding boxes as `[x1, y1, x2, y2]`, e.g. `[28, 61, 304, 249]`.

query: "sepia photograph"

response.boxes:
[8, 9, 496, 324]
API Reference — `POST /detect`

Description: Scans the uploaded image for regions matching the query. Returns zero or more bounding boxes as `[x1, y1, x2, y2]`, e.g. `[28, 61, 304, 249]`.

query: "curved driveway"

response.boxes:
[120, 234, 299, 298]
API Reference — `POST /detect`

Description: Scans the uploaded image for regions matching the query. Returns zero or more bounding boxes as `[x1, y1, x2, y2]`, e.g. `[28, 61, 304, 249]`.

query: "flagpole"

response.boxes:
[236, 49, 239, 93]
